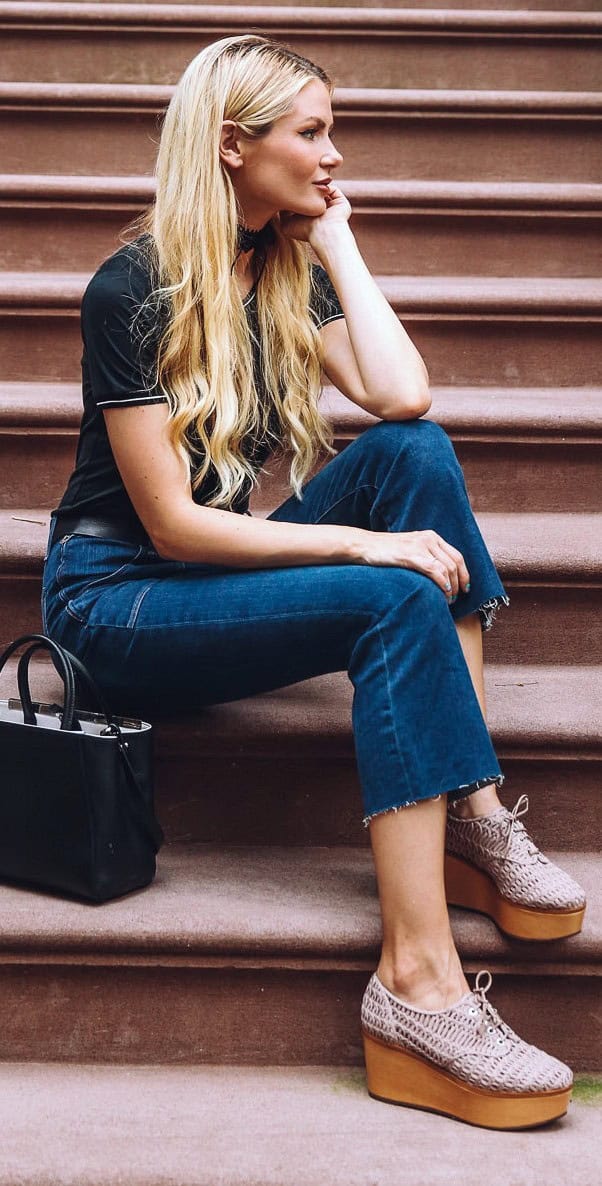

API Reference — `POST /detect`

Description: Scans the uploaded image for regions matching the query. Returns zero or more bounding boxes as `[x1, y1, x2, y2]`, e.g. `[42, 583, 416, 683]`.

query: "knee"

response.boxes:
[363, 418, 460, 485]
[363, 564, 447, 624]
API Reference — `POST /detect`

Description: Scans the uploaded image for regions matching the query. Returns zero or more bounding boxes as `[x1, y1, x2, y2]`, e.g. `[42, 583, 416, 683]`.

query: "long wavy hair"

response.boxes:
[130, 34, 337, 509]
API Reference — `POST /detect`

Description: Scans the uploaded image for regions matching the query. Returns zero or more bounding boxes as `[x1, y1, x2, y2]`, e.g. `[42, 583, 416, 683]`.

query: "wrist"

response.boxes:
[310, 220, 355, 261]
[336, 524, 368, 565]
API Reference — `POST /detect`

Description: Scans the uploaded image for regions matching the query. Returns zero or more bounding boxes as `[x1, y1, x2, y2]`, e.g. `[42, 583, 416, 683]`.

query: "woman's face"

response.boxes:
[222, 77, 344, 229]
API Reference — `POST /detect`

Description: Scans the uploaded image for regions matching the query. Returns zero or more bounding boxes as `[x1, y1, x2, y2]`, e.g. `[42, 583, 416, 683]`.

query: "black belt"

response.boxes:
[52, 512, 151, 548]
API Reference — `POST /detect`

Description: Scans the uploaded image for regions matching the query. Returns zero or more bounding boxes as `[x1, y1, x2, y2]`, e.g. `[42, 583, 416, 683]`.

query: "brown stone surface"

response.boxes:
[1, 87, 600, 181]
[2, 505, 600, 660]
[2, 383, 602, 511]
[3, 5, 601, 90]
[0, 846, 598, 1066]
[150, 755, 602, 851]
[1, 274, 601, 386]
[0, 964, 599, 1069]
[1, 654, 601, 761]
[0, 845, 598, 962]
[0, 1063, 600, 1186]
[4, 185, 602, 277]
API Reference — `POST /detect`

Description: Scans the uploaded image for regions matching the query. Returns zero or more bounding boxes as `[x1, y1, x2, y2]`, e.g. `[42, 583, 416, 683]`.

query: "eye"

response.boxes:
[301, 128, 318, 140]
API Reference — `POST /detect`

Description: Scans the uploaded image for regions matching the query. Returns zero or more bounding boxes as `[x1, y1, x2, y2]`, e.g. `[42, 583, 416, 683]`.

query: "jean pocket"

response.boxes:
[55, 534, 145, 623]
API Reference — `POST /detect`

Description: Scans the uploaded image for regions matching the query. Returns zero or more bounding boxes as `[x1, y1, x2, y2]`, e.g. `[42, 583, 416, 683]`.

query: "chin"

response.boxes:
[287, 194, 327, 216]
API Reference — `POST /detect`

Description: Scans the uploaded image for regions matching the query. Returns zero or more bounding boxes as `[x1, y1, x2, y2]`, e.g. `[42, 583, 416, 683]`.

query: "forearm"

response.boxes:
[312, 223, 429, 406]
[154, 501, 365, 567]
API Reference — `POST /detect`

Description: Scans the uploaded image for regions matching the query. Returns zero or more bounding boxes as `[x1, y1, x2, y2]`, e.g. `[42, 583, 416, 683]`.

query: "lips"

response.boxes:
[314, 178, 332, 187]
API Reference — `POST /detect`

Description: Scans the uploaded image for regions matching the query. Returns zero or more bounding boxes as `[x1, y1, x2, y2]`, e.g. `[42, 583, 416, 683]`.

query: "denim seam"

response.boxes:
[367, 619, 411, 804]
[83, 608, 380, 632]
[55, 541, 146, 625]
[313, 483, 379, 525]
[126, 582, 155, 630]
[65, 603, 87, 625]
[55, 534, 74, 607]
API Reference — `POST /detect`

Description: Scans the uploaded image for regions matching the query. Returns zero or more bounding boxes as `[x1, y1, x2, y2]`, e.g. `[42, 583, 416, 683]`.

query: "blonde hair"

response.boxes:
[132, 34, 337, 509]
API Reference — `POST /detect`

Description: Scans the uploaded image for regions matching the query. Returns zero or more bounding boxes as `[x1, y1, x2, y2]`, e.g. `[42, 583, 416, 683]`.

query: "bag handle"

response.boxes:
[8, 634, 164, 853]
[17, 640, 120, 733]
[0, 633, 76, 729]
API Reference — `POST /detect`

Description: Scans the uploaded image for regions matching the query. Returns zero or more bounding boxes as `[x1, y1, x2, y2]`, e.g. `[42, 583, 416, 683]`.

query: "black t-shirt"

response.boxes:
[54, 236, 345, 523]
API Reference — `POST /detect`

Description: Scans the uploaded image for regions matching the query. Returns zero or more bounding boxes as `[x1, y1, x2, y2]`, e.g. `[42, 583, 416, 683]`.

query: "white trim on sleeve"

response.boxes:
[96, 395, 168, 408]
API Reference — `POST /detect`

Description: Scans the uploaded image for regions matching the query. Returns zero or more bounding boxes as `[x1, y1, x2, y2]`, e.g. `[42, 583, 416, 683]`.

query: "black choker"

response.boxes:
[236, 222, 272, 254]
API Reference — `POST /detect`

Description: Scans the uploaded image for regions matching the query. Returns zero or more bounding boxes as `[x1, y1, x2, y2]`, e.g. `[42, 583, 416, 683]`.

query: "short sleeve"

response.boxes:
[81, 250, 168, 410]
[309, 264, 345, 330]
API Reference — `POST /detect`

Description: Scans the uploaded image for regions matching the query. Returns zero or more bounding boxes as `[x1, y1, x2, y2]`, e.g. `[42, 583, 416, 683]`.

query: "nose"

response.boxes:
[322, 139, 343, 169]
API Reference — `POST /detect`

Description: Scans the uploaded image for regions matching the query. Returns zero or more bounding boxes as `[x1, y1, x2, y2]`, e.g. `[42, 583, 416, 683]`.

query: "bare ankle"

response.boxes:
[377, 946, 468, 1011]
[449, 785, 503, 819]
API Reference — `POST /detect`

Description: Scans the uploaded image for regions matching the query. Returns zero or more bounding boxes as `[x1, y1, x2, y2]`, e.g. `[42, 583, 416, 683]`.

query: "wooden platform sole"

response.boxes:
[362, 1033, 572, 1131]
[444, 853, 585, 940]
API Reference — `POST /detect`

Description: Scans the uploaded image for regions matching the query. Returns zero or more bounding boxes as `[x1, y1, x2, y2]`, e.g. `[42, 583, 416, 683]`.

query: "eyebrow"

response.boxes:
[302, 116, 335, 132]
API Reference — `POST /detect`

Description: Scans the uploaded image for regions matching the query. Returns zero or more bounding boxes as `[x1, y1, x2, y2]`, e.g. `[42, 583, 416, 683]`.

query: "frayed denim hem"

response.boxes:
[362, 772, 505, 828]
[478, 594, 510, 633]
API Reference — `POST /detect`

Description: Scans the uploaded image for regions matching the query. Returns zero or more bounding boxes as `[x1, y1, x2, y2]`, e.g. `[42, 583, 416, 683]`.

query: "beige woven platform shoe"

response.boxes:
[445, 795, 586, 940]
[361, 971, 572, 1130]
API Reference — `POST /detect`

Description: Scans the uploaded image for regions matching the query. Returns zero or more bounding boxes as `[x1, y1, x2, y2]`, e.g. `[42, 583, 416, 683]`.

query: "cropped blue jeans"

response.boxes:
[42, 419, 509, 825]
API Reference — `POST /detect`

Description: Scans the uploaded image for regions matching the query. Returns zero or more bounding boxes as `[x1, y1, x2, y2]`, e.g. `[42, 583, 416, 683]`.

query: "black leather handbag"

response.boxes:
[0, 634, 164, 903]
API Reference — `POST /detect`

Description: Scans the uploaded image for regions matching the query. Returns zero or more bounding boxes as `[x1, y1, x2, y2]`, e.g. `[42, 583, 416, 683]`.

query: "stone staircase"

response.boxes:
[0, 2, 600, 1181]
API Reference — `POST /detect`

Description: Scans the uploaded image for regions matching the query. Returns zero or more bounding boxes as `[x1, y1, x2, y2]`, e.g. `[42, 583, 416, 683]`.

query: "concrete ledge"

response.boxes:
[2, 270, 601, 315]
[1, 81, 600, 114]
[3, 507, 601, 583]
[2, 382, 602, 438]
[0, 844, 599, 967]
[2, 3, 602, 35]
[0, 1062, 600, 1186]
[3, 174, 602, 211]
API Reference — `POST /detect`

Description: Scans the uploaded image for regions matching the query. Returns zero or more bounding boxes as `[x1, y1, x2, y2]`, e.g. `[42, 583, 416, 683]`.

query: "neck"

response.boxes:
[237, 221, 270, 254]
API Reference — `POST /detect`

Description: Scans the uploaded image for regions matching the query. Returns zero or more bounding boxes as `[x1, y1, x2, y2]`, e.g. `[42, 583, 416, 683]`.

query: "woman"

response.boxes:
[42, 35, 586, 1128]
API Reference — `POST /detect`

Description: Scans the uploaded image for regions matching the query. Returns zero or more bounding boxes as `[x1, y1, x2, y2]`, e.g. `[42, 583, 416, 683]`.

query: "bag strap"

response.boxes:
[114, 732, 165, 853]
[0, 634, 76, 729]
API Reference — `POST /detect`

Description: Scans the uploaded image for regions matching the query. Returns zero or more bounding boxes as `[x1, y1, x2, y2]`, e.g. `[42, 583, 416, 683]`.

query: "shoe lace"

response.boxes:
[502, 794, 546, 865]
[472, 971, 511, 1043]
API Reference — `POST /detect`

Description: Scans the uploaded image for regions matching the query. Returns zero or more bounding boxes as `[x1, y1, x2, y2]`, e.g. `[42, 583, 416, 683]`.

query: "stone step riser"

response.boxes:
[0, 963, 596, 1070]
[3, 28, 600, 92]
[3, 205, 602, 279]
[155, 755, 599, 852]
[2, 109, 600, 182]
[1, 656, 598, 849]
[2, 313, 600, 387]
[2, 433, 601, 514]
[1, 571, 600, 672]
[258, 442, 602, 515]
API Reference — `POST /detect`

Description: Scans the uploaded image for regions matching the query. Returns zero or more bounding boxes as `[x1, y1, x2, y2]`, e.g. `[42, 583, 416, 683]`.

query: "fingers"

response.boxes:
[424, 532, 470, 601]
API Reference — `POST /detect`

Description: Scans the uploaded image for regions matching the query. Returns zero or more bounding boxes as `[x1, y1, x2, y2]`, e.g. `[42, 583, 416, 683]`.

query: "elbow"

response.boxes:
[152, 531, 185, 561]
[147, 523, 181, 560]
[380, 383, 432, 421]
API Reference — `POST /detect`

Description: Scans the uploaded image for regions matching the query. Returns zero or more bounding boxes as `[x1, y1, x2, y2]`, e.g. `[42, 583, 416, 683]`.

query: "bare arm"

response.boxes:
[283, 185, 430, 419]
[102, 405, 469, 598]
[103, 403, 361, 567]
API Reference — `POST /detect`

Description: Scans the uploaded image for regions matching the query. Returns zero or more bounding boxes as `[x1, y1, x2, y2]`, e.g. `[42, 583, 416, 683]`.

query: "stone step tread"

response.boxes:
[0, 1063, 600, 1186]
[3, 173, 602, 209]
[0, 843, 598, 967]
[2, 271, 601, 313]
[2, 382, 602, 438]
[4, 2, 602, 34]
[2, 655, 600, 755]
[2, 508, 601, 580]
[2, 81, 600, 112]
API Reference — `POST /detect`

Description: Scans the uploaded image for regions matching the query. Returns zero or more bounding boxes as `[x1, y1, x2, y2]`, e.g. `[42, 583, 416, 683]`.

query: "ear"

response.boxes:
[219, 120, 244, 171]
